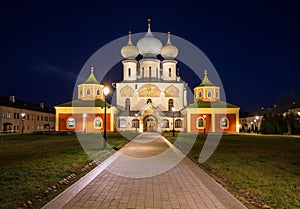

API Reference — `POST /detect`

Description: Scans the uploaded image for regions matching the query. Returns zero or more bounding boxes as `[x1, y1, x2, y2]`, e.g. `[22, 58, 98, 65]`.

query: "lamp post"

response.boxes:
[203, 114, 207, 134]
[103, 87, 110, 149]
[171, 106, 175, 137]
[21, 113, 25, 133]
[83, 113, 87, 133]
[135, 113, 138, 133]
[255, 115, 259, 134]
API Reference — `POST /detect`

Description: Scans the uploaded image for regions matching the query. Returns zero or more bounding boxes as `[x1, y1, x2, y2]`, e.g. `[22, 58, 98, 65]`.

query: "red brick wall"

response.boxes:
[190, 114, 211, 133]
[215, 114, 236, 133]
[58, 113, 110, 132]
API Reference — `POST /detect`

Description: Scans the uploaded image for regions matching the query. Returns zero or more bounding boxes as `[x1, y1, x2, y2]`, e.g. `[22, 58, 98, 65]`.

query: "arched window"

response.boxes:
[168, 99, 174, 111]
[96, 89, 100, 96]
[87, 88, 91, 96]
[149, 67, 152, 77]
[128, 68, 131, 77]
[132, 118, 139, 128]
[118, 119, 127, 128]
[125, 98, 130, 110]
[220, 117, 229, 129]
[94, 117, 102, 129]
[175, 119, 182, 128]
[161, 119, 169, 128]
[208, 91, 212, 98]
[197, 117, 205, 129]
[169, 68, 171, 77]
[67, 117, 75, 129]
[147, 99, 152, 104]
[199, 91, 202, 98]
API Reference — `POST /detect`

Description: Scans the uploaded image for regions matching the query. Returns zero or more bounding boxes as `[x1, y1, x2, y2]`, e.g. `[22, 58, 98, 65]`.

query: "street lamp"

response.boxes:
[171, 106, 175, 137]
[255, 115, 259, 134]
[103, 87, 110, 149]
[135, 113, 138, 133]
[203, 114, 207, 134]
[83, 113, 87, 133]
[21, 113, 25, 133]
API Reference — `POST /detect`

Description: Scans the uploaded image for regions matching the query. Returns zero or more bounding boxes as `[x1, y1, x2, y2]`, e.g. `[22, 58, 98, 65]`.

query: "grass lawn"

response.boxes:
[165, 133, 300, 209]
[0, 132, 134, 209]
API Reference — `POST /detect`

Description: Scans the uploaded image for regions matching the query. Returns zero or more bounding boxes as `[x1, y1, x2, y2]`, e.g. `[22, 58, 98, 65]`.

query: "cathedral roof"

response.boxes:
[195, 70, 216, 88]
[186, 100, 239, 109]
[136, 19, 162, 58]
[160, 32, 178, 59]
[83, 67, 100, 84]
[121, 31, 139, 59]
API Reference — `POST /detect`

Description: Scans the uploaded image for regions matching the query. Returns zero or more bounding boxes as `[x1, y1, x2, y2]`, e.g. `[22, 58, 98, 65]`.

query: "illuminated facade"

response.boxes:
[55, 20, 239, 133]
[0, 96, 55, 133]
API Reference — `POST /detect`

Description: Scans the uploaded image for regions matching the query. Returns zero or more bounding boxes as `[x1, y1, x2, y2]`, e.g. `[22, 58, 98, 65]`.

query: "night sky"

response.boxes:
[1, 1, 299, 112]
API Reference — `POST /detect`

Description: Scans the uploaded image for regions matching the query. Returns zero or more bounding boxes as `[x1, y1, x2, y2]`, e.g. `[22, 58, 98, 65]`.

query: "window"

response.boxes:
[67, 117, 75, 129]
[96, 89, 100, 96]
[168, 99, 174, 111]
[37, 115, 39, 121]
[132, 119, 139, 128]
[87, 88, 91, 96]
[169, 68, 171, 77]
[208, 91, 212, 98]
[197, 117, 205, 129]
[220, 117, 229, 129]
[14, 113, 16, 119]
[80, 89, 82, 96]
[41, 116, 44, 121]
[147, 99, 152, 104]
[2, 112, 5, 118]
[216, 91, 219, 98]
[142, 67, 144, 77]
[135, 84, 137, 89]
[17, 113, 19, 119]
[161, 119, 169, 128]
[125, 98, 130, 110]
[175, 119, 182, 128]
[27, 114, 29, 120]
[128, 68, 131, 77]
[199, 91, 202, 98]
[7, 112, 10, 119]
[149, 67, 151, 77]
[94, 117, 102, 129]
[118, 119, 127, 128]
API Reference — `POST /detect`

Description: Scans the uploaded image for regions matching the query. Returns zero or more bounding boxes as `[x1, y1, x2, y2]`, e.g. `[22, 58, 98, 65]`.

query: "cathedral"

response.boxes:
[55, 21, 239, 133]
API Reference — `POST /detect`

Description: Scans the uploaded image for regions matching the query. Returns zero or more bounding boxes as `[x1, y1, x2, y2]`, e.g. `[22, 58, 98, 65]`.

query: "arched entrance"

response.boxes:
[143, 115, 157, 132]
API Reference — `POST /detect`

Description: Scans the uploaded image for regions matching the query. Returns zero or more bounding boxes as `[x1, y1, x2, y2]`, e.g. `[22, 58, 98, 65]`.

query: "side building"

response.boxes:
[54, 68, 117, 132]
[0, 96, 55, 133]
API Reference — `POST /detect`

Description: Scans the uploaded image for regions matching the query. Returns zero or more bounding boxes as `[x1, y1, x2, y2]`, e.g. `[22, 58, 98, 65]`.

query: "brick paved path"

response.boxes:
[43, 132, 247, 209]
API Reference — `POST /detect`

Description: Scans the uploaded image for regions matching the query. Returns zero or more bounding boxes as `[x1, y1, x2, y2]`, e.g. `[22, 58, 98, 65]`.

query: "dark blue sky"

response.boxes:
[0, 1, 299, 112]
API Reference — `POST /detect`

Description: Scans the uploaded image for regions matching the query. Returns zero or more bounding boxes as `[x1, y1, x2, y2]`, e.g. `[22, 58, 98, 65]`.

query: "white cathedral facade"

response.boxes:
[116, 21, 187, 132]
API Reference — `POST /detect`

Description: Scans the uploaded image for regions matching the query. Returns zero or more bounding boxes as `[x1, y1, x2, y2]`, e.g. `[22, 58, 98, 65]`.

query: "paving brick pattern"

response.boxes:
[45, 133, 247, 209]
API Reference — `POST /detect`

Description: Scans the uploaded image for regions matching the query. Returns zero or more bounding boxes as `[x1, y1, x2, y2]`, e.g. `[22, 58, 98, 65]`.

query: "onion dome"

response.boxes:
[160, 32, 178, 59]
[137, 19, 162, 58]
[121, 31, 139, 59]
